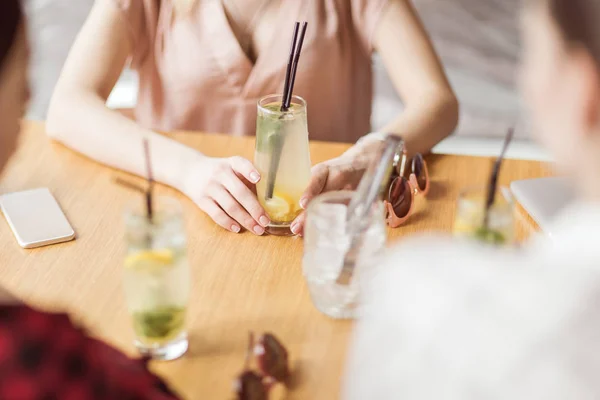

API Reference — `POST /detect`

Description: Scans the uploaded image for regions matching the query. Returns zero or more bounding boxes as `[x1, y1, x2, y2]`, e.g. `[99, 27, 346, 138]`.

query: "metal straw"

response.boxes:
[265, 132, 284, 200]
[336, 135, 404, 286]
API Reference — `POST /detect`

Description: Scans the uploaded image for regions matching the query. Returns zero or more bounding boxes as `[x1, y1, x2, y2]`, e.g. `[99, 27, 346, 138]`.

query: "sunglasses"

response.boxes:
[234, 332, 290, 400]
[384, 151, 430, 228]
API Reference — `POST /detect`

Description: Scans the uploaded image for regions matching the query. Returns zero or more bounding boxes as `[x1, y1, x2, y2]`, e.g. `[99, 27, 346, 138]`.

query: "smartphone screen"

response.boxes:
[0, 188, 75, 249]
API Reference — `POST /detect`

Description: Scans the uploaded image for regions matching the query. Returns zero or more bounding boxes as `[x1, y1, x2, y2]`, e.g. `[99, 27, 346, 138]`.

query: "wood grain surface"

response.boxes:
[0, 121, 551, 399]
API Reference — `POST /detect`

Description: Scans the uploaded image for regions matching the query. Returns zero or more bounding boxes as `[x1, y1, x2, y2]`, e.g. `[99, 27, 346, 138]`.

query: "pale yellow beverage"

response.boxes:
[255, 94, 312, 235]
[453, 186, 514, 246]
[124, 248, 188, 346]
[123, 198, 190, 361]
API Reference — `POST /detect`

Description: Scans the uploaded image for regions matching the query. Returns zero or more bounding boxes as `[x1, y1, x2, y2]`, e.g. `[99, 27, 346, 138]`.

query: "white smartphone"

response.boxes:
[0, 188, 75, 249]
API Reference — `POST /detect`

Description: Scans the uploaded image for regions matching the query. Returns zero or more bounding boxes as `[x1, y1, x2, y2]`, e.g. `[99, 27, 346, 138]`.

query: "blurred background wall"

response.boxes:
[376, 0, 521, 138]
[24, 0, 544, 159]
[25, 0, 93, 120]
[24, 0, 137, 119]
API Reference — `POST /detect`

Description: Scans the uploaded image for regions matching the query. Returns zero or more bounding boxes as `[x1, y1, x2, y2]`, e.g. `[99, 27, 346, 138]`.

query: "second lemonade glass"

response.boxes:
[255, 94, 312, 235]
[123, 197, 190, 361]
[453, 185, 515, 246]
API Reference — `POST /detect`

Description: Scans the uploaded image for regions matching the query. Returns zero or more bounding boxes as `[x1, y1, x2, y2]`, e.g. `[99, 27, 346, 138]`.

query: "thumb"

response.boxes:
[300, 163, 329, 209]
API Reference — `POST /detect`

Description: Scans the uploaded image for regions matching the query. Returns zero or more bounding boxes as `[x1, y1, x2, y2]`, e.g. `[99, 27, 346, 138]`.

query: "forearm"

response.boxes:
[382, 91, 459, 156]
[338, 91, 458, 173]
[47, 89, 204, 191]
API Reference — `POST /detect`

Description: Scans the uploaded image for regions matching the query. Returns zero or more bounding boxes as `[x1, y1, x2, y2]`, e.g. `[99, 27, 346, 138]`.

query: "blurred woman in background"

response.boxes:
[46, 0, 458, 235]
[345, 0, 600, 398]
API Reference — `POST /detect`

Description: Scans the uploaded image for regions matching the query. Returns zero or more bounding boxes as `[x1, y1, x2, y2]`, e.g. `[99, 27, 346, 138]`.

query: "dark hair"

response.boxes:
[0, 0, 22, 69]
[547, 0, 600, 64]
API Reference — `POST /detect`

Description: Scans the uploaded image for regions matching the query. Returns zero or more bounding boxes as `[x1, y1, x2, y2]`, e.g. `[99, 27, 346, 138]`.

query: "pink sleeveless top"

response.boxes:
[112, 0, 389, 143]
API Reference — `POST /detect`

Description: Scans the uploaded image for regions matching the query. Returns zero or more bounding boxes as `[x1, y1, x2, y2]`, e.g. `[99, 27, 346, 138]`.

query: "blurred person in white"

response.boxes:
[344, 0, 600, 398]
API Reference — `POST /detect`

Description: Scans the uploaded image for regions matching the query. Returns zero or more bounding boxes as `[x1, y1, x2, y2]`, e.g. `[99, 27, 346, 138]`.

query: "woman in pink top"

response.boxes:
[47, 0, 458, 235]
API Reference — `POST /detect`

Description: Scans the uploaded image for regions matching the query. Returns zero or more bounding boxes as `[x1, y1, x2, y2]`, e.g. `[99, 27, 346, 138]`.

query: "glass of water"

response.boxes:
[123, 197, 190, 361]
[303, 191, 387, 319]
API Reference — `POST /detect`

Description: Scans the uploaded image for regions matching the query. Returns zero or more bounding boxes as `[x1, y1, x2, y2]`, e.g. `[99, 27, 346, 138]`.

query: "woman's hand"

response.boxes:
[0, 286, 19, 305]
[290, 136, 384, 235]
[183, 156, 271, 235]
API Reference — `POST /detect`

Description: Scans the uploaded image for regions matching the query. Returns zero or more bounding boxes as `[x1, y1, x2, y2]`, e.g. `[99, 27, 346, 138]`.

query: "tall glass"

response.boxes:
[453, 185, 515, 245]
[255, 94, 312, 236]
[123, 197, 190, 361]
[303, 191, 387, 319]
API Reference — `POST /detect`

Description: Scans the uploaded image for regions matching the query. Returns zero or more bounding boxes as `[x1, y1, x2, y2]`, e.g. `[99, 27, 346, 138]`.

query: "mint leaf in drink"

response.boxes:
[133, 306, 186, 340]
[256, 125, 281, 153]
[474, 227, 506, 245]
[256, 104, 285, 153]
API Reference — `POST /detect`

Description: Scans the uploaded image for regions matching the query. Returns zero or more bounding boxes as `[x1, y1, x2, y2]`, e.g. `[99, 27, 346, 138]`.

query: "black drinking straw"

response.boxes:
[143, 139, 154, 222]
[483, 127, 515, 228]
[284, 21, 308, 110]
[280, 22, 300, 112]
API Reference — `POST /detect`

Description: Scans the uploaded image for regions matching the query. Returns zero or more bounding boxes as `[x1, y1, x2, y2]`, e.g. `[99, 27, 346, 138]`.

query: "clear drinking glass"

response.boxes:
[255, 94, 312, 236]
[453, 185, 515, 245]
[123, 197, 190, 361]
[303, 191, 387, 319]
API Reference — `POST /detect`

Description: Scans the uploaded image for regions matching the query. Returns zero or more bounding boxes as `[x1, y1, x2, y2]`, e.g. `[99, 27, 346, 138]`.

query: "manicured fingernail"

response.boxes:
[253, 225, 265, 235]
[231, 225, 241, 233]
[250, 172, 260, 183]
[300, 198, 308, 209]
[291, 223, 299, 234]
[259, 216, 270, 227]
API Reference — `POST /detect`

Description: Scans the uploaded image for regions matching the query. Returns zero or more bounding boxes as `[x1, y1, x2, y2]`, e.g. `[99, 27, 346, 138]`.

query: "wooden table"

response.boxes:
[0, 121, 551, 399]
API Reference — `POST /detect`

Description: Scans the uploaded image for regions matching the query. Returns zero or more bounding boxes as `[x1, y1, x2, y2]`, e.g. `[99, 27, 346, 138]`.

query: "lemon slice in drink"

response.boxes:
[125, 249, 174, 272]
[264, 191, 297, 222]
[453, 218, 476, 235]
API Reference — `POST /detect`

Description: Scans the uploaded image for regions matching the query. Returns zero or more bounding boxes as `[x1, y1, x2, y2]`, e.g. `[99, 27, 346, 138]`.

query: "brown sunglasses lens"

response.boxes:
[256, 333, 290, 382]
[388, 177, 412, 218]
[235, 371, 268, 400]
[411, 154, 427, 191]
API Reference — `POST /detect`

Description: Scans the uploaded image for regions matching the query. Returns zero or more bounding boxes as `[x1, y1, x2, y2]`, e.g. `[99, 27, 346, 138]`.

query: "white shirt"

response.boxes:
[343, 203, 600, 400]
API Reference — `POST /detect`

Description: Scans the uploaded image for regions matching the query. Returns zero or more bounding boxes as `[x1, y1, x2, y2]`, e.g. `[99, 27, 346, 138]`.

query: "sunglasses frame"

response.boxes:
[234, 332, 290, 400]
[384, 150, 430, 228]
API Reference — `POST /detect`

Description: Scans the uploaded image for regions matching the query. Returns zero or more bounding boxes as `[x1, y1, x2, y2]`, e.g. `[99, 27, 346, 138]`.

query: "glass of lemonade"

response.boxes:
[123, 197, 190, 361]
[453, 185, 515, 245]
[303, 191, 387, 319]
[255, 94, 312, 236]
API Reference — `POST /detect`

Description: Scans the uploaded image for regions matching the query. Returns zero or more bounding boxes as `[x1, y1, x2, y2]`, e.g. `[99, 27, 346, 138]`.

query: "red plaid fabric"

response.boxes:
[0, 305, 180, 400]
